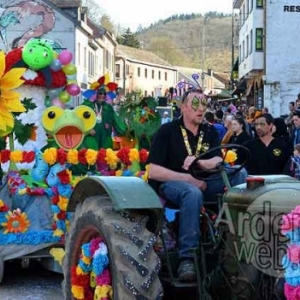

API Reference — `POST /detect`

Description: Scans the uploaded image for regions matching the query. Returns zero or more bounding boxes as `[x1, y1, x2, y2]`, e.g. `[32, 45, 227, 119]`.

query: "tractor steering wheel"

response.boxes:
[188, 144, 250, 181]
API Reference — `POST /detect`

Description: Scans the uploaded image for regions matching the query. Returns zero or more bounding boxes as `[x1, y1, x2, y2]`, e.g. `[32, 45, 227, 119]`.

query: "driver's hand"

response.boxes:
[182, 155, 196, 171]
[187, 174, 207, 191]
[198, 156, 223, 170]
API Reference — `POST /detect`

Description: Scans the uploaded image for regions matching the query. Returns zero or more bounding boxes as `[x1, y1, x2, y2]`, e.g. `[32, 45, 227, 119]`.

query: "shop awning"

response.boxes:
[231, 79, 247, 96]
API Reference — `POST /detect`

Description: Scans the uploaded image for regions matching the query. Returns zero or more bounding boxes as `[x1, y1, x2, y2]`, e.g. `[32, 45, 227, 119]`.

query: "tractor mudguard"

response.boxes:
[67, 176, 163, 212]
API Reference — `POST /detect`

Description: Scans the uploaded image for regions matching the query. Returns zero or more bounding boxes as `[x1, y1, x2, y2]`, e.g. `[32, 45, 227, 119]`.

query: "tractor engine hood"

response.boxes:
[220, 175, 300, 278]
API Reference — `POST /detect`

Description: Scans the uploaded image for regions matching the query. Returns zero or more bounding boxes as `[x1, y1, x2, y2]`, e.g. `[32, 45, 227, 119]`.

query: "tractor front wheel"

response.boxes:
[63, 195, 163, 299]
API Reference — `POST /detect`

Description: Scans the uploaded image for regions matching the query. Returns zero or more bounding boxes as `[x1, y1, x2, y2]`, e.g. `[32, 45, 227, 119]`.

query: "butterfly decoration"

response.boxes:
[82, 74, 118, 103]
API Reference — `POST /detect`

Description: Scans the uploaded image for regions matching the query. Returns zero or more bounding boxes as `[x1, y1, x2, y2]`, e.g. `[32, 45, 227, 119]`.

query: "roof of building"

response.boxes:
[214, 72, 230, 85]
[116, 45, 174, 68]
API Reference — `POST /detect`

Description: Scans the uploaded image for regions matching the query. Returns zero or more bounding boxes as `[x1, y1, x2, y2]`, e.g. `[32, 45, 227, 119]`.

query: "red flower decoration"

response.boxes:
[57, 170, 71, 185]
[70, 266, 90, 286]
[57, 211, 66, 220]
[52, 223, 57, 230]
[78, 149, 87, 165]
[0, 203, 9, 212]
[52, 195, 60, 205]
[97, 148, 107, 164]
[22, 151, 35, 163]
[1, 150, 10, 163]
[57, 149, 67, 165]
[117, 148, 130, 165]
[139, 149, 149, 163]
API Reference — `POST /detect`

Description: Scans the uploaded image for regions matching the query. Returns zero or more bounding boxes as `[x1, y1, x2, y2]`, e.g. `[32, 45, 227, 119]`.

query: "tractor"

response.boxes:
[62, 144, 299, 299]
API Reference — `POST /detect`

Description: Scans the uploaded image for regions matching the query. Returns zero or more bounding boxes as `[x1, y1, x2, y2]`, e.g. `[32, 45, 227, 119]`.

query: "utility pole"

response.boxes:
[201, 17, 209, 89]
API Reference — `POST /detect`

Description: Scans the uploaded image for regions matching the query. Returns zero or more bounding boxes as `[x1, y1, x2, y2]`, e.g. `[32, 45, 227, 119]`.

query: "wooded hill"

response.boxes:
[136, 13, 233, 72]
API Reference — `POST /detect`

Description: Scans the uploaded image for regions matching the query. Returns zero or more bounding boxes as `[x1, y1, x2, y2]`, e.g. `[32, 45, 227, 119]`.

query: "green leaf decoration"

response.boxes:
[14, 119, 35, 145]
[21, 98, 37, 111]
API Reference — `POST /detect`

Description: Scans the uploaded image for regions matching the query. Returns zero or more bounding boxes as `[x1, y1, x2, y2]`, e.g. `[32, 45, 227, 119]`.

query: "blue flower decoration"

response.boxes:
[92, 254, 109, 275]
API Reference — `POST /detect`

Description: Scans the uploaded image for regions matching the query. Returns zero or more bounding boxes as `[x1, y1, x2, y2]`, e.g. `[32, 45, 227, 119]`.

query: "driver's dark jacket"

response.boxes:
[148, 117, 221, 192]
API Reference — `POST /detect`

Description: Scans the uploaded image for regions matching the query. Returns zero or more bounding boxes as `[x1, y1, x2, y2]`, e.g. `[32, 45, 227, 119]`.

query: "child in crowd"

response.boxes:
[291, 143, 300, 179]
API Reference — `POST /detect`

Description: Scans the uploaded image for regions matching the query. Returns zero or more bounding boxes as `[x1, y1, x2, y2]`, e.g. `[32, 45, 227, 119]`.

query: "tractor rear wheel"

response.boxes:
[63, 195, 163, 299]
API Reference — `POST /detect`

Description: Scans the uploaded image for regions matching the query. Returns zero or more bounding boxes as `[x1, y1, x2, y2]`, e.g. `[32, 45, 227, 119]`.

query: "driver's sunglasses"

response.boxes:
[97, 92, 106, 96]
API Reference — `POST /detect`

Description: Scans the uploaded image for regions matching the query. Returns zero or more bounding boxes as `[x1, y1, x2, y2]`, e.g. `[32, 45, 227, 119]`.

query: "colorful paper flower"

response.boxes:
[67, 149, 79, 164]
[0, 51, 26, 134]
[2, 209, 30, 234]
[43, 147, 58, 165]
[86, 149, 98, 166]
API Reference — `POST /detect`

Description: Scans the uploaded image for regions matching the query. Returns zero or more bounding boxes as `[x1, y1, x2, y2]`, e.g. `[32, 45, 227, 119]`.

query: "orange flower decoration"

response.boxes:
[2, 209, 30, 234]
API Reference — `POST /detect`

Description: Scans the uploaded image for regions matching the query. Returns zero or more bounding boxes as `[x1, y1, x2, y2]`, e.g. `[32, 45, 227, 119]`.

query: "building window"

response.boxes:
[165, 72, 167, 81]
[88, 51, 95, 77]
[144, 90, 147, 97]
[126, 65, 129, 75]
[242, 41, 245, 61]
[145, 68, 148, 78]
[77, 43, 80, 65]
[256, 28, 263, 51]
[84, 47, 87, 69]
[239, 45, 241, 63]
[152, 70, 154, 79]
[116, 64, 120, 78]
[249, 30, 253, 54]
[138, 67, 140, 77]
[151, 91, 154, 97]
[158, 71, 161, 80]
[246, 35, 249, 58]
[257, 0, 263, 8]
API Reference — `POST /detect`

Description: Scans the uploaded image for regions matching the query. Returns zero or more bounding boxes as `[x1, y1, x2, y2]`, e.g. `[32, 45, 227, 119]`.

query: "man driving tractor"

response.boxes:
[148, 89, 247, 282]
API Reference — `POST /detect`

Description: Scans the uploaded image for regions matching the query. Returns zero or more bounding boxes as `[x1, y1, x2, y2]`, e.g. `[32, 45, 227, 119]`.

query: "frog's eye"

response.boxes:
[42, 107, 64, 133]
[74, 106, 96, 133]
[48, 111, 55, 119]
[83, 111, 91, 119]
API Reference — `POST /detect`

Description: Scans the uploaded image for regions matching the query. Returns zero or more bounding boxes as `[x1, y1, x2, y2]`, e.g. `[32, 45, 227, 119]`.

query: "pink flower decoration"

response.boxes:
[90, 237, 103, 256]
[288, 245, 300, 263]
[96, 269, 111, 285]
[285, 282, 300, 300]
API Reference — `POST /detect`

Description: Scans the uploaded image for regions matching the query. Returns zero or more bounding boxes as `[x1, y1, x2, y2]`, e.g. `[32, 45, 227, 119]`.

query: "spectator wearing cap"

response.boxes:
[242, 113, 290, 175]
[161, 111, 171, 125]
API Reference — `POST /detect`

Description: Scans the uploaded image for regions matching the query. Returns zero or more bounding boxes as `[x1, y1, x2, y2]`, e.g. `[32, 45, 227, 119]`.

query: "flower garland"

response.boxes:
[71, 237, 112, 300]
[0, 148, 149, 169]
[281, 205, 300, 300]
[1, 208, 30, 234]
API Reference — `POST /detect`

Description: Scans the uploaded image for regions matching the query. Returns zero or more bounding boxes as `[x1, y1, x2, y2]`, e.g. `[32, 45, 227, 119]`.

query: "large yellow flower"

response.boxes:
[0, 51, 26, 133]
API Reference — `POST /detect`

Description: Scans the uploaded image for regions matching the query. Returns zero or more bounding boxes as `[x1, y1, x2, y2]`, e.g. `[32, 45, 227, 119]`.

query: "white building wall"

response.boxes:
[264, 1, 300, 116]
[238, 6, 264, 78]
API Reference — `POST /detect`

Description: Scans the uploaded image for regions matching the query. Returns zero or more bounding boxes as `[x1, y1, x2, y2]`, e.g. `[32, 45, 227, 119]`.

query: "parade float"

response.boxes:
[0, 38, 153, 282]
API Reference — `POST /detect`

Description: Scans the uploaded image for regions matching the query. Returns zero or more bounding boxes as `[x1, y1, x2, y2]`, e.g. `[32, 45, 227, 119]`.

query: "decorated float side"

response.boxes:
[0, 38, 161, 283]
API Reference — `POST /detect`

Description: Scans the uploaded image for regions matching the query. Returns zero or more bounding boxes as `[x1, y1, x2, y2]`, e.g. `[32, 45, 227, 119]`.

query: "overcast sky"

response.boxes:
[95, 0, 232, 31]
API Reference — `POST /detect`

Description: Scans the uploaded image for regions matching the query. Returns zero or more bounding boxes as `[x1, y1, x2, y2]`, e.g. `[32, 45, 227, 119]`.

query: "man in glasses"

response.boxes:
[147, 89, 247, 282]
[242, 113, 290, 175]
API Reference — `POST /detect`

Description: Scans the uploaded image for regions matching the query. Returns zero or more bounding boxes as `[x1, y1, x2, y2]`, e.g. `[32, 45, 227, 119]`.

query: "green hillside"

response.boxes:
[136, 14, 233, 72]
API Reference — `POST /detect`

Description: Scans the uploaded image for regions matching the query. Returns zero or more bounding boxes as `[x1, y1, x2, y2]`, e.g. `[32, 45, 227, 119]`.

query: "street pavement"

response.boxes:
[0, 260, 64, 300]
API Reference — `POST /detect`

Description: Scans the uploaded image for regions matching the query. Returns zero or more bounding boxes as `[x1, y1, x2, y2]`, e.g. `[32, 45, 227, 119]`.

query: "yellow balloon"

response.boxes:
[53, 51, 58, 59]
[59, 91, 71, 103]
[62, 64, 77, 75]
